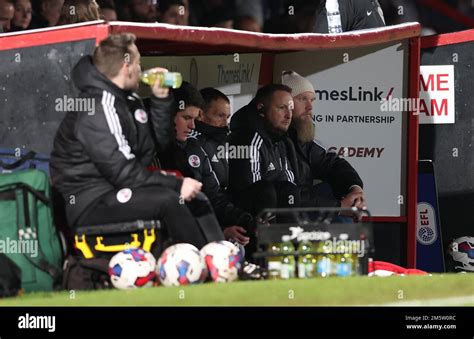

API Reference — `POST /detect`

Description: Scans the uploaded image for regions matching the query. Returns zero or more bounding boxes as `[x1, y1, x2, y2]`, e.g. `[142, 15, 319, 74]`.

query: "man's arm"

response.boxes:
[148, 94, 175, 153]
[185, 139, 254, 230]
[184, 139, 221, 197]
[308, 141, 363, 199]
[76, 91, 182, 191]
[227, 131, 266, 195]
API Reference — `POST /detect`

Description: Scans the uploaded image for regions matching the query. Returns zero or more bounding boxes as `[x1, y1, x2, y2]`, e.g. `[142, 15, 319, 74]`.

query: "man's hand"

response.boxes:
[149, 67, 170, 98]
[180, 177, 202, 202]
[340, 186, 367, 219]
[224, 226, 250, 246]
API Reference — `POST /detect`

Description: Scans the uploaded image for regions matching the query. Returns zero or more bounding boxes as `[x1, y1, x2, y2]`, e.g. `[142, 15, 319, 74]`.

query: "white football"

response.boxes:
[200, 241, 243, 283]
[108, 248, 156, 289]
[157, 243, 208, 287]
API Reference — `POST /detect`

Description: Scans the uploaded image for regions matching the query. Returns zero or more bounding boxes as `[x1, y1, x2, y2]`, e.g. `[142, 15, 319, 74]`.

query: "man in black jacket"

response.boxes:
[265, 0, 385, 33]
[228, 84, 300, 219]
[50, 33, 208, 249]
[30, 0, 63, 29]
[158, 84, 250, 245]
[185, 88, 253, 246]
[312, 0, 385, 33]
[281, 71, 366, 211]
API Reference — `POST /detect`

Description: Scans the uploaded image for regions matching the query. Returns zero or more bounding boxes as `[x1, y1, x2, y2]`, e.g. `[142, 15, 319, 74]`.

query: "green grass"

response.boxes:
[1, 274, 473, 307]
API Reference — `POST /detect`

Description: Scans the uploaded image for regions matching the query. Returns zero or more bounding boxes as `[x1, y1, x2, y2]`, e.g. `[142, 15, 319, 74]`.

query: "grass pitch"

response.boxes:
[1, 274, 473, 307]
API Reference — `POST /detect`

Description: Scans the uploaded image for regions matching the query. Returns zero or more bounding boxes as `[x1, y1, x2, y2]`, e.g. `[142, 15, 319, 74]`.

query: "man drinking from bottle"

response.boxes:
[51, 33, 217, 249]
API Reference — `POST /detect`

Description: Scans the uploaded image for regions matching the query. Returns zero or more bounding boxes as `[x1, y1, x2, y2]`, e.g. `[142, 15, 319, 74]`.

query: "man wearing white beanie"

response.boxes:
[281, 71, 367, 212]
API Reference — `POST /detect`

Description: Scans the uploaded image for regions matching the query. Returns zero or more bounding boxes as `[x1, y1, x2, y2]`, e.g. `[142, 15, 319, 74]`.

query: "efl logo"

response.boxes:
[416, 202, 438, 245]
[419, 65, 455, 124]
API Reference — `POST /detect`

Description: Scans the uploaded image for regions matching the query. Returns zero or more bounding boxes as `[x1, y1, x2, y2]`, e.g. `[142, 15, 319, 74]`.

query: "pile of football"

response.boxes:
[108, 241, 244, 289]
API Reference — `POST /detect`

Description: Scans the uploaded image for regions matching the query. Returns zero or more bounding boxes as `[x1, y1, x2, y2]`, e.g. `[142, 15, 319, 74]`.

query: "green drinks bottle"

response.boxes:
[335, 233, 354, 277]
[140, 69, 183, 88]
[315, 234, 334, 278]
[280, 235, 296, 280]
[297, 236, 315, 278]
[267, 242, 283, 280]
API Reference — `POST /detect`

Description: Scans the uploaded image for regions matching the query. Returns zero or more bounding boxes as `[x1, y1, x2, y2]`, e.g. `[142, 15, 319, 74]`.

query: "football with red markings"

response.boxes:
[108, 248, 157, 289]
[157, 244, 208, 287]
[200, 241, 244, 283]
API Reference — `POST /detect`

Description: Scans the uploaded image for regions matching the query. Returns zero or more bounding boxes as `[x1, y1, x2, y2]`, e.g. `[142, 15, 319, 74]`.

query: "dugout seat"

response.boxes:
[73, 220, 165, 259]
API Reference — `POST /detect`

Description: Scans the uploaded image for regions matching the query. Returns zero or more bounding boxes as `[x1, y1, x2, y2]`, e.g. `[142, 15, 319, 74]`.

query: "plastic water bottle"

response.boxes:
[267, 242, 283, 280]
[315, 234, 334, 277]
[326, 0, 343, 34]
[140, 70, 183, 88]
[280, 235, 296, 279]
[297, 236, 315, 278]
[335, 233, 354, 277]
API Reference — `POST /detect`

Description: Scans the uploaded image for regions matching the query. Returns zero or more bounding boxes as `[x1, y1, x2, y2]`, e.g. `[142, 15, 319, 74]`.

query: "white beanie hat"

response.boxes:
[281, 71, 315, 97]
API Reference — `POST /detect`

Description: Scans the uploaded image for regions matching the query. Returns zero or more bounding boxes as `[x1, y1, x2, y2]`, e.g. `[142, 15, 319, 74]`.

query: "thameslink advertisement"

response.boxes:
[273, 42, 409, 217]
[141, 54, 261, 113]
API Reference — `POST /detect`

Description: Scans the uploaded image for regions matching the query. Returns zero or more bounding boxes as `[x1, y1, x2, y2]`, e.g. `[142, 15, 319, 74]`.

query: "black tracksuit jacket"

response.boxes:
[159, 120, 254, 229]
[50, 56, 182, 226]
[313, 0, 385, 33]
[227, 102, 299, 200]
[288, 128, 363, 207]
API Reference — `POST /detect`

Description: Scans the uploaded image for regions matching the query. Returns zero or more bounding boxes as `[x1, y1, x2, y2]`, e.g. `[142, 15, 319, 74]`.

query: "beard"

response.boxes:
[292, 116, 315, 143]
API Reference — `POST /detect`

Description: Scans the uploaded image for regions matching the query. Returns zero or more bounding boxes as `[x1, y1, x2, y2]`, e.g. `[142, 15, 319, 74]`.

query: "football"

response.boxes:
[448, 236, 474, 272]
[157, 243, 208, 287]
[108, 248, 157, 289]
[200, 241, 243, 283]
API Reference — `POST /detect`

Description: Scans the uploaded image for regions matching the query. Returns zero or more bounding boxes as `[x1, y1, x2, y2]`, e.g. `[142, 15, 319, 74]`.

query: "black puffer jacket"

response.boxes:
[227, 102, 299, 198]
[184, 121, 254, 229]
[50, 56, 181, 226]
[288, 128, 363, 206]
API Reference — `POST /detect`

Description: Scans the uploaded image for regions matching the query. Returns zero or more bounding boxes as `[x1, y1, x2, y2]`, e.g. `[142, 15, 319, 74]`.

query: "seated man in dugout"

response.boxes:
[50, 33, 212, 249]
[184, 87, 254, 247]
[281, 71, 367, 215]
[227, 84, 301, 255]
[157, 81, 232, 246]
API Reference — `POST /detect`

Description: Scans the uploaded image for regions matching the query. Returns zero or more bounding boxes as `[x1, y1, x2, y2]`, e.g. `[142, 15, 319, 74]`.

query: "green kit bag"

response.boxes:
[0, 169, 63, 292]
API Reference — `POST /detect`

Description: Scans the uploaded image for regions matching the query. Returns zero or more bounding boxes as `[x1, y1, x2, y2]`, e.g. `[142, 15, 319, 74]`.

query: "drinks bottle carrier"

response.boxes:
[254, 207, 374, 276]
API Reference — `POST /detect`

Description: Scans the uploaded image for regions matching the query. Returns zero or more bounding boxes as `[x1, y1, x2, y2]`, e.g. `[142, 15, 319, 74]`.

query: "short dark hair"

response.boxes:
[173, 81, 205, 113]
[254, 84, 292, 113]
[200, 87, 229, 113]
[58, 0, 101, 25]
[96, 0, 116, 10]
[158, 0, 184, 13]
[93, 33, 137, 78]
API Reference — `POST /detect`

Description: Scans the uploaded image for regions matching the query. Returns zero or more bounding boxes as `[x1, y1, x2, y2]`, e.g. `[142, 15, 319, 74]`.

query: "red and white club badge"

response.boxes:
[188, 155, 201, 168]
[134, 109, 148, 124]
[116, 188, 132, 203]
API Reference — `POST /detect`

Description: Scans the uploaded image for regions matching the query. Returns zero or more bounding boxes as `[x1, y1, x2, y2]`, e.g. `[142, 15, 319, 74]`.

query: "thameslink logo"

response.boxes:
[217, 63, 255, 85]
[315, 86, 385, 102]
[55, 95, 96, 115]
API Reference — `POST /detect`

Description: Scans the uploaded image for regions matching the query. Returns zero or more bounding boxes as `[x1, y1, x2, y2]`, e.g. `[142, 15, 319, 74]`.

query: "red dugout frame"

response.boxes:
[0, 21, 421, 267]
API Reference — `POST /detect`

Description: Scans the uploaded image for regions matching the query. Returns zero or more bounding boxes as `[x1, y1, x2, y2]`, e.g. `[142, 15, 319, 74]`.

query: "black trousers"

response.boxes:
[235, 181, 301, 218]
[234, 181, 301, 261]
[76, 186, 222, 249]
